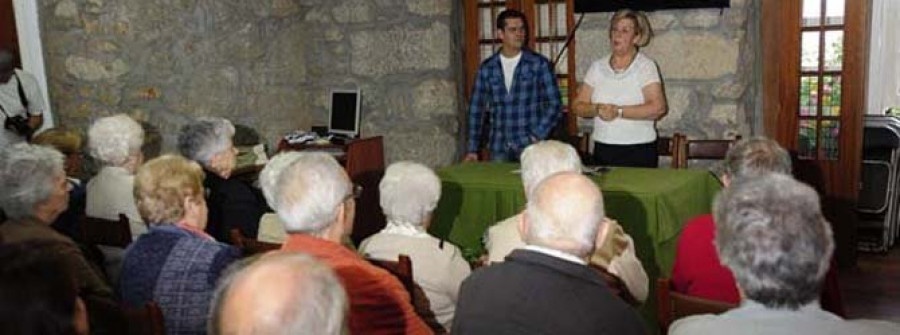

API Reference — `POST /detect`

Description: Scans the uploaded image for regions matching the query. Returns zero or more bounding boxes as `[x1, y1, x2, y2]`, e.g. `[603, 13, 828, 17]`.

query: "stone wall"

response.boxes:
[574, 0, 759, 140]
[39, 0, 461, 167]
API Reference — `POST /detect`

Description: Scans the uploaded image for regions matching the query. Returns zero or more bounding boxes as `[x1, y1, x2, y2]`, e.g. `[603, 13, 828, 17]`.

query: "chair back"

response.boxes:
[678, 136, 742, 168]
[229, 229, 280, 256]
[658, 133, 686, 168]
[366, 255, 446, 334]
[122, 301, 165, 335]
[80, 214, 132, 248]
[657, 277, 736, 334]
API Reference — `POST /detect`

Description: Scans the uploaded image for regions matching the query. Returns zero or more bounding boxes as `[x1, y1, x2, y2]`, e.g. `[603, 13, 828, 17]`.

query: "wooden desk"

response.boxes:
[278, 136, 386, 245]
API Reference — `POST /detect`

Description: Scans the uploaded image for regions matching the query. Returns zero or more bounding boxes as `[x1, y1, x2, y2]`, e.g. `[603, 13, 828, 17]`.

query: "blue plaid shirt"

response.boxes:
[467, 49, 562, 155]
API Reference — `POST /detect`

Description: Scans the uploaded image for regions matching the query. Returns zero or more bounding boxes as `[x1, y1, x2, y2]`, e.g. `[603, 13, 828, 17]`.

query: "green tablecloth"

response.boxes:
[429, 162, 722, 330]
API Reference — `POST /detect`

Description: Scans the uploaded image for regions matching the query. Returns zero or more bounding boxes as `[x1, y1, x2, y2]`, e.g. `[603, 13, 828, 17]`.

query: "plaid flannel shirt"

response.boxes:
[467, 49, 562, 154]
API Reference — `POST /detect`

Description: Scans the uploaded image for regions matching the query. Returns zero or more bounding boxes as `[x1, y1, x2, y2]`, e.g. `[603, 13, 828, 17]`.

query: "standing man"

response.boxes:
[465, 9, 562, 162]
[0, 48, 45, 146]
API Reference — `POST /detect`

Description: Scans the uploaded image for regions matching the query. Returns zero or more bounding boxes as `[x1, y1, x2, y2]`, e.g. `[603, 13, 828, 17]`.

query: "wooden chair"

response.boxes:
[658, 133, 687, 168]
[677, 136, 742, 169]
[366, 255, 446, 334]
[657, 277, 736, 334]
[79, 214, 132, 248]
[229, 229, 280, 256]
[122, 301, 165, 335]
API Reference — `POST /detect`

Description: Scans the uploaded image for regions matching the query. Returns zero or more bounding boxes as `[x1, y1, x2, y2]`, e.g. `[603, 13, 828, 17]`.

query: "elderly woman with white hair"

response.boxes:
[178, 117, 266, 242]
[86, 114, 147, 238]
[0, 143, 116, 331]
[120, 154, 241, 335]
[670, 174, 900, 335]
[358, 161, 471, 331]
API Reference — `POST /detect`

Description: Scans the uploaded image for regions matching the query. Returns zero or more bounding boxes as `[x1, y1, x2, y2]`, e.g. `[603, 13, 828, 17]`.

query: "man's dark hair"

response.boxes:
[496, 9, 528, 30]
[0, 241, 80, 335]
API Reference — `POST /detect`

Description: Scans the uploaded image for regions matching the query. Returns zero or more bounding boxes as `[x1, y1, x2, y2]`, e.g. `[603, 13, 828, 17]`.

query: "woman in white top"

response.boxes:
[358, 161, 471, 332]
[574, 9, 667, 167]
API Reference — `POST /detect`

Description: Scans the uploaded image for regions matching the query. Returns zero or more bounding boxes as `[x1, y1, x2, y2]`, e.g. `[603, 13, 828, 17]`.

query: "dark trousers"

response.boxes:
[592, 141, 658, 168]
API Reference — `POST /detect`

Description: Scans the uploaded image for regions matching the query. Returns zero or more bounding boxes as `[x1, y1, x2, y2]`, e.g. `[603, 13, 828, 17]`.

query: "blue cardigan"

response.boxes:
[120, 225, 240, 335]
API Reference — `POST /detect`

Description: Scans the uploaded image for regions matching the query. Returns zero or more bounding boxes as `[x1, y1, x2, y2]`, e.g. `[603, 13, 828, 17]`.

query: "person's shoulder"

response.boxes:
[488, 214, 519, 236]
[841, 319, 900, 334]
[478, 52, 500, 68]
[523, 49, 552, 66]
[668, 313, 724, 335]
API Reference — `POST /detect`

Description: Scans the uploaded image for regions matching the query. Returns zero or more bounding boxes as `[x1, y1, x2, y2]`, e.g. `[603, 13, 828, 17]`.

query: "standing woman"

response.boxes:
[573, 9, 667, 167]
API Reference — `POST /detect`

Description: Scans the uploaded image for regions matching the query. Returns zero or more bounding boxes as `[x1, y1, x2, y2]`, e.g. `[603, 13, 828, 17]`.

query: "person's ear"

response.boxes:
[595, 218, 612, 248]
[721, 174, 732, 187]
[517, 213, 529, 240]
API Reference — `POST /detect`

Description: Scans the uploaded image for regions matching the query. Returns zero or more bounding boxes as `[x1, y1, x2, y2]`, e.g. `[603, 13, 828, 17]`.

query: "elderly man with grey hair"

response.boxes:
[209, 252, 348, 335]
[454, 172, 646, 334]
[86, 114, 147, 238]
[670, 174, 900, 335]
[274, 152, 431, 334]
[359, 161, 472, 330]
[178, 117, 266, 242]
[0, 143, 116, 332]
[485, 140, 649, 302]
[671, 137, 841, 315]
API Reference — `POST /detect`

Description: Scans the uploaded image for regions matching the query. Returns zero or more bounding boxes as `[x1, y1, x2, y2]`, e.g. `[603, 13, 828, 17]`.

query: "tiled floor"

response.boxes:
[839, 246, 900, 323]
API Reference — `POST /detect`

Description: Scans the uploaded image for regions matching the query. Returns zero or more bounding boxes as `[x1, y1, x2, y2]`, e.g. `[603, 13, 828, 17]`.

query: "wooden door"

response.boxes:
[1, 0, 20, 67]
[762, 0, 869, 267]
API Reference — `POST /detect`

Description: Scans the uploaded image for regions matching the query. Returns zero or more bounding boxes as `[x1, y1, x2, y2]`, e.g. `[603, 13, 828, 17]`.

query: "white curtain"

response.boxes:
[867, 0, 900, 115]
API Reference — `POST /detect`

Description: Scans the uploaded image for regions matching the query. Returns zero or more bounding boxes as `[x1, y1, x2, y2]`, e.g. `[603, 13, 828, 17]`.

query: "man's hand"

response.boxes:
[463, 153, 479, 162]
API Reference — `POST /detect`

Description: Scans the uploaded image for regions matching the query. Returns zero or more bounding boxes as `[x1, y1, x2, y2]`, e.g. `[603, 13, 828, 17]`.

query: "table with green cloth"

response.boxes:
[429, 162, 722, 330]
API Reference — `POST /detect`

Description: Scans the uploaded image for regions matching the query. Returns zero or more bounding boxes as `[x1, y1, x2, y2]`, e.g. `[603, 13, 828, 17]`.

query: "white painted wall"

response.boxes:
[867, 0, 900, 115]
[12, 0, 53, 129]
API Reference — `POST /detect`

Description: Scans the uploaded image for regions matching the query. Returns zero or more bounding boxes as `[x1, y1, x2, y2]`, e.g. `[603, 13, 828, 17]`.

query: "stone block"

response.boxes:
[350, 22, 450, 77]
[412, 79, 457, 118]
[55, 0, 79, 18]
[648, 12, 677, 31]
[408, 0, 452, 16]
[574, 27, 610, 76]
[657, 86, 693, 129]
[644, 31, 738, 80]
[709, 103, 738, 125]
[65, 56, 130, 81]
[712, 78, 747, 100]
[680, 9, 721, 28]
[333, 0, 373, 23]
[384, 127, 457, 167]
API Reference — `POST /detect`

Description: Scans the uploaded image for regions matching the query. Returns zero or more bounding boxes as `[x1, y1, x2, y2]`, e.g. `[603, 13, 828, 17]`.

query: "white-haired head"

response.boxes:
[521, 140, 582, 197]
[379, 161, 441, 226]
[88, 114, 144, 169]
[259, 152, 305, 209]
[275, 153, 352, 235]
[209, 252, 348, 335]
[177, 117, 236, 168]
[524, 172, 604, 258]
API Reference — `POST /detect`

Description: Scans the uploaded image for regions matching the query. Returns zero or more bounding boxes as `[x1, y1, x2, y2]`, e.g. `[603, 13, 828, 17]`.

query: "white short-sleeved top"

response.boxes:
[584, 52, 661, 145]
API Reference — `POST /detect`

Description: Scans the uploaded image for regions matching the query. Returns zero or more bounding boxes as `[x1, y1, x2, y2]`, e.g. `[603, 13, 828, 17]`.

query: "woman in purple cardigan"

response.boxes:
[119, 154, 240, 335]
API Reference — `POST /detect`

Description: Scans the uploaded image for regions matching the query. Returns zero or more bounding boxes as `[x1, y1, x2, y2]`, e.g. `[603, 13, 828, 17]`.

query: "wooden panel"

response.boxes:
[0, 0, 19, 67]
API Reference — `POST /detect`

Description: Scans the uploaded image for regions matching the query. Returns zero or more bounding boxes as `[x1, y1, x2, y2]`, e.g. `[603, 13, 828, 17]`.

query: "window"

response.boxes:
[797, 0, 845, 160]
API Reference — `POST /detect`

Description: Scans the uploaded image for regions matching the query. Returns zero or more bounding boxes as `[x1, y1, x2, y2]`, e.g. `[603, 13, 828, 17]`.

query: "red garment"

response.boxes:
[671, 214, 846, 316]
[671, 214, 741, 304]
[282, 234, 432, 335]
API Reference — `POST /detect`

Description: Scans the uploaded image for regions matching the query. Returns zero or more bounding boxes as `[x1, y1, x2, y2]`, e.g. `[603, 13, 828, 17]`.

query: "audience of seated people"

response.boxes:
[119, 154, 241, 334]
[672, 137, 844, 314]
[209, 252, 348, 335]
[270, 151, 431, 334]
[454, 172, 647, 334]
[0, 241, 90, 335]
[670, 173, 900, 335]
[359, 161, 472, 330]
[485, 140, 649, 303]
[178, 117, 267, 242]
[0, 143, 117, 333]
[31, 128, 87, 240]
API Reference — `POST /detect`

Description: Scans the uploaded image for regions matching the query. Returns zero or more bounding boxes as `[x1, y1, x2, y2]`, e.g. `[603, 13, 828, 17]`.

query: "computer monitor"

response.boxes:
[328, 89, 361, 138]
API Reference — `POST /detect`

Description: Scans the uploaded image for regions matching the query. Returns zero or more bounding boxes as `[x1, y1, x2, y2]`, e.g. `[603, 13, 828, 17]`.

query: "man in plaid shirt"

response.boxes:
[464, 9, 562, 162]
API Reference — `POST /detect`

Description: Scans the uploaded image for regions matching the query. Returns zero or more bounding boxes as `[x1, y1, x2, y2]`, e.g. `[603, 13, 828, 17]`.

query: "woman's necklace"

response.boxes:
[610, 52, 636, 74]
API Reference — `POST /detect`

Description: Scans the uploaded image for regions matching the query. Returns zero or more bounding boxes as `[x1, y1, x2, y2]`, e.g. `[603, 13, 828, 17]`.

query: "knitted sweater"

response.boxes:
[120, 225, 240, 335]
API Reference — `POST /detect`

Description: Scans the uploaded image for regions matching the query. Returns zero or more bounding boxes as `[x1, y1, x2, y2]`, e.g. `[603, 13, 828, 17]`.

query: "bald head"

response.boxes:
[524, 172, 604, 258]
[210, 253, 348, 335]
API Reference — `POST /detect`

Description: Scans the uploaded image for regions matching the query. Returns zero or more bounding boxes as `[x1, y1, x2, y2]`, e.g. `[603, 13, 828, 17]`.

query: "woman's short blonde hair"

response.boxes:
[32, 128, 84, 155]
[610, 9, 653, 47]
[134, 154, 205, 225]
